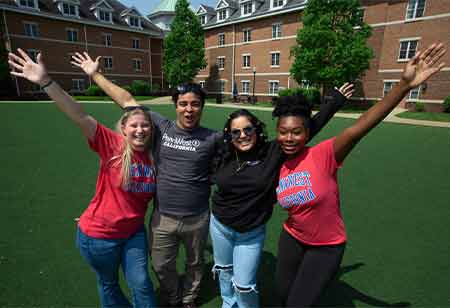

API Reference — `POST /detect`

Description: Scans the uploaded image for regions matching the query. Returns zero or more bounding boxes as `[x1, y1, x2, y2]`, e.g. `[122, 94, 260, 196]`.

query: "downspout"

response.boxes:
[231, 24, 236, 96]
[83, 25, 91, 87]
[2, 10, 20, 96]
[148, 36, 153, 91]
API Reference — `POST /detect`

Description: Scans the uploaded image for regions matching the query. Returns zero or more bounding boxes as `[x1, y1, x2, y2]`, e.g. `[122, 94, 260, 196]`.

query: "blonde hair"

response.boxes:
[110, 108, 153, 189]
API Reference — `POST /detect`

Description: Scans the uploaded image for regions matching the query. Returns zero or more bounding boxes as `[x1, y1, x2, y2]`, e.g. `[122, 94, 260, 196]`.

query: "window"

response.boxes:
[218, 33, 225, 46]
[241, 2, 252, 16]
[129, 16, 141, 28]
[219, 80, 226, 92]
[243, 29, 251, 42]
[27, 49, 39, 62]
[132, 59, 142, 71]
[199, 81, 205, 88]
[269, 81, 279, 95]
[62, 2, 77, 16]
[67, 28, 78, 42]
[272, 23, 281, 39]
[357, 8, 365, 23]
[271, 52, 280, 66]
[72, 79, 85, 91]
[217, 57, 225, 70]
[241, 81, 250, 94]
[132, 38, 140, 49]
[399, 40, 418, 60]
[200, 15, 207, 25]
[242, 54, 251, 68]
[103, 57, 113, 70]
[409, 86, 421, 99]
[271, 0, 284, 9]
[103, 33, 112, 47]
[18, 0, 37, 9]
[24, 23, 39, 37]
[218, 9, 227, 21]
[99, 10, 112, 22]
[406, 0, 426, 20]
[383, 81, 397, 97]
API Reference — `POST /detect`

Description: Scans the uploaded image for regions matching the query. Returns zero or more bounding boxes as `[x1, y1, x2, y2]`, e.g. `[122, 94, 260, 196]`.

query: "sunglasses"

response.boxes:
[123, 105, 149, 112]
[230, 126, 256, 140]
[177, 84, 203, 94]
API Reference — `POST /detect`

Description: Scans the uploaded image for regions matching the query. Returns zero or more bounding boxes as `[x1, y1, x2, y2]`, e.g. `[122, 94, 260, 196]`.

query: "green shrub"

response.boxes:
[278, 87, 321, 106]
[415, 102, 425, 112]
[443, 95, 450, 113]
[85, 85, 105, 96]
[130, 80, 151, 96]
[152, 83, 161, 92]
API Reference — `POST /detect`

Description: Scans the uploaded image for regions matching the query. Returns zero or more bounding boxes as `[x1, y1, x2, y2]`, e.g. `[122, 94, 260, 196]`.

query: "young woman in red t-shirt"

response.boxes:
[9, 49, 157, 307]
[272, 43, 446, 307]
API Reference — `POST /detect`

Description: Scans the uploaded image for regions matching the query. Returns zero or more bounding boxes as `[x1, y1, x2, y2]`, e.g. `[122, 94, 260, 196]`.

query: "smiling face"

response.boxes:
[230, 116, 258, 152]
[121, 112, 152, 151]
[175, 92, 203, 130]
[277, 115, 309, 158]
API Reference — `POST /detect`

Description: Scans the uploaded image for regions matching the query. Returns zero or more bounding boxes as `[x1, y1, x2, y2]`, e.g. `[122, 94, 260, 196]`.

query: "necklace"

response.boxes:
[235, 150, 248, 173]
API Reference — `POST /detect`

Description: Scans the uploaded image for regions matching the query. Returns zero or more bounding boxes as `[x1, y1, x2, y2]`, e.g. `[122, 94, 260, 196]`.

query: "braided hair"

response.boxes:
[272, 93, 313, 128]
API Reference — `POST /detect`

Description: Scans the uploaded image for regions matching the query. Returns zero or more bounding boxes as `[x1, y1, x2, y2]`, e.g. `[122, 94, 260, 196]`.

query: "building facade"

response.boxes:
[196, 0, 450, 111]
[0, 0, 164, 97]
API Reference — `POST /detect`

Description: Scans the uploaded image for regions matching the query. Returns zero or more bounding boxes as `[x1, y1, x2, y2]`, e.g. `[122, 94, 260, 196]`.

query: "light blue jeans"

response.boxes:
[76, 226, 156, 308]
[210, 214, 265, 308]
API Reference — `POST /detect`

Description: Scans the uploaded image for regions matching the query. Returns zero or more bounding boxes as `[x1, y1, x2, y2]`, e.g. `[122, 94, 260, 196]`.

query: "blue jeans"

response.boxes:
[76, 226, 156, 308]
[210, 214, 265, 308]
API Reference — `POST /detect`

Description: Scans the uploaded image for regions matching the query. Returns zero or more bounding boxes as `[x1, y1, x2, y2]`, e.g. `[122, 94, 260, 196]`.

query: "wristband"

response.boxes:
[41, 79, 54, 90]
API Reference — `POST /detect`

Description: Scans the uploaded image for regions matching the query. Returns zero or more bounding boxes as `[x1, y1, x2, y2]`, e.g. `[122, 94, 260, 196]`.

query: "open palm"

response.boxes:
[402, 43, 446, 89]
[71, 52, 100, 76]
[8, 48, 49, 85]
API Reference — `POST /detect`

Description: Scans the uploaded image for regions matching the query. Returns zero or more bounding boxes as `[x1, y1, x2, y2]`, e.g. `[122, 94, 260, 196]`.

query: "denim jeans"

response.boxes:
[210, 214, 265, 308]
[76, 226, 156, 308]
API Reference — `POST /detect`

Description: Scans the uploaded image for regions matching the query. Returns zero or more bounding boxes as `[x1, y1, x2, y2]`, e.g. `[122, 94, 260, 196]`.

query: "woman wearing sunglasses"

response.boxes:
[8, 49, 157, 307]
[209, 84, 353, 308]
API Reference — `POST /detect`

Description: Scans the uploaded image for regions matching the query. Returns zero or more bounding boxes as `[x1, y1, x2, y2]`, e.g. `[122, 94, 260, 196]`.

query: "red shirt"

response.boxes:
[276, 138, 346, 245]
[78, 123, 155, 239]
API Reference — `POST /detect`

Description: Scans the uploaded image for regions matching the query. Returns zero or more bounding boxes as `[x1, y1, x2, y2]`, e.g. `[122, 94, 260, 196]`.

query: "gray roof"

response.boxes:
[0, 0, 162, 34]
[200, 0, 307, 28]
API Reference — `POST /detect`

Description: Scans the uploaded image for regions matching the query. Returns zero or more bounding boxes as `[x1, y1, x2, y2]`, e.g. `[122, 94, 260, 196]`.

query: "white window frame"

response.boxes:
[128, 16, 142, 29]
[132, 58, 142, 72]
[72, 79, 85, 91]
[59, 1, 79, 17]
[217, 9, 228, 22]
[66, 28, 78, 42]
[406, 0, 426, 20]
[103, 56, 113, 70]
[243, 28, 251, 43]
[383, 80, 398, 97]
[217, 56, 225, 70]
[200, 15, 207, 25]
[132, 38, 140, 49]
[269, 80, 279, 95]
[270, 51, 280, 67]
[98, 9, 113, 23]
[241, 80, 250, 94]
[241, 1, 253, 16]
[218, 33, 225, 46]
[270, 0, 284, 10]
[16, 0, 39, 10]
[199, 80, 205, 88]
[24, 22, 39, 37]
[102, 33, 112, 47]
[272, 23, 282, 39]
[242, 54, 251, 69]
[408, 86, 421, 100]
[398, 38, 419, 61]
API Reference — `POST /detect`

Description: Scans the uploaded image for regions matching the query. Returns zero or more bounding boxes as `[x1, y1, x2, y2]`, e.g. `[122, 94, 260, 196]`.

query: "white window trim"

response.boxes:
[132, 58, 142, 72]
[103, 56, 113, 70]
[16, 0, 39, 10]
[241, 80, 250, 94]
[102, 33, 112, 46]
[72, 79, 85, 91]
[200, 15, 207, 25]
[272, 22, 282, 39]
[268, 80, 280, 94]
[126, 15, 142, 29]
[398, 39, 419, 62]
[240, 1, 254, 17]
[23, 21, 39, 37]
[382, 79, 399, 97]
[405, 0, 426, 20]
[132, 37, 140, 49]
[66, 28, 78, 42]
[96, 8, 114, 24]
[242, 53, 251, 69]
[270, 51, 280, 67]
[217, 56, 225, 70]
[243, 28, 251, 43]
[58, 1, 80, 18]
[270, 0, 285, 11]
[217, 9, 228, 22]
[218, 33, 225, 46]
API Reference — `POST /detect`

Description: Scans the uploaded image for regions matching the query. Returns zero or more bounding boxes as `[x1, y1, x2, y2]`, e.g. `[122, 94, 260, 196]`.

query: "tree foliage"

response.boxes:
[291, 0, 373, 92]
[163, 0, 206, 87]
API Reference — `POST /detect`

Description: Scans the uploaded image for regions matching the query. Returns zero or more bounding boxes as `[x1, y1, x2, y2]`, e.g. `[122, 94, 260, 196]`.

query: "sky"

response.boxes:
[120, 0, 217, 16]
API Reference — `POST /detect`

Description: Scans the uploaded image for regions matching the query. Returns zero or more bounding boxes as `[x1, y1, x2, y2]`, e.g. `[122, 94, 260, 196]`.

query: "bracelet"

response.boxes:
[41, 79, 54, 90]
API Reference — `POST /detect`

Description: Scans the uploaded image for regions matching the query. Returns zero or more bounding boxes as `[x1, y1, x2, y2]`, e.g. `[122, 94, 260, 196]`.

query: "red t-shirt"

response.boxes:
[78, 123, 155, 239]
[276, 138, 346, 246]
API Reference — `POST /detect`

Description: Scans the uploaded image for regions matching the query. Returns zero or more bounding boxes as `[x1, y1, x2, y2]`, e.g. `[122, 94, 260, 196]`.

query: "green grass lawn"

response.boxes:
[396, 111, 450, 122]
[74, 95, 156, 101]
[1, 102, 450, 307]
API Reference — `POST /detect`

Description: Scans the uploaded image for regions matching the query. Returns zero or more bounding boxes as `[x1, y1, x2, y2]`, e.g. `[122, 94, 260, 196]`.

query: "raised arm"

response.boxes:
[9, 49, 96, 141]
[334, 43, 446, 163]
[308, 83, 354, 141]
[71, 52, 139, 108]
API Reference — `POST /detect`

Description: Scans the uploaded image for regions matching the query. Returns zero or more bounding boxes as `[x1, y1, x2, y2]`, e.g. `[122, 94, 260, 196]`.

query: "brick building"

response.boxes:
[0, 0, 164, 97]
[195, 0, 450, 111]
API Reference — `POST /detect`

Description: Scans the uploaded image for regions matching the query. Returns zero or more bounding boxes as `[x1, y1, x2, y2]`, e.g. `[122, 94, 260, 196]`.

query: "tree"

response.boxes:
[290, 0, 373, 94]
[163, 0, 206, 87]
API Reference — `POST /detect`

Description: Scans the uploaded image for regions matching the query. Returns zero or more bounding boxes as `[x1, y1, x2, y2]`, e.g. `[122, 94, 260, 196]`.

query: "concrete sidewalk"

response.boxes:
[141, 96, 450, 129]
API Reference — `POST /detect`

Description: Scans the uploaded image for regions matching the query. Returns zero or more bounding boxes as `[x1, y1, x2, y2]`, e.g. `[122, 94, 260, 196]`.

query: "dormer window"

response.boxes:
[271, 0, 285, 10]
[200, 15, 207, 25]
[57, 1, 80, 17]
[91, 1, 114, 24]
[99, 10, 112, 22]
[217, 9, 227, 21]
[16, 0, 38, 9]
[127, 16, 141, 28]
[241, 1, 253, 16]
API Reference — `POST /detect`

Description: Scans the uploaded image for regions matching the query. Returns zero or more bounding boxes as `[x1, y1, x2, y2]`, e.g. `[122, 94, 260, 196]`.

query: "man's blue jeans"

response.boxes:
[76, 226, 156, 308]
[210, 214, 265, 308]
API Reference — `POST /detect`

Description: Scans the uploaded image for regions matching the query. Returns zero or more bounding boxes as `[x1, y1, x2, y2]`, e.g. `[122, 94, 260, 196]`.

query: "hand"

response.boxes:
[9, 48, 51, 86]
[335, 83, 354, 99]
[71, 52, 100, 76]
[401, 42, 446, 89]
